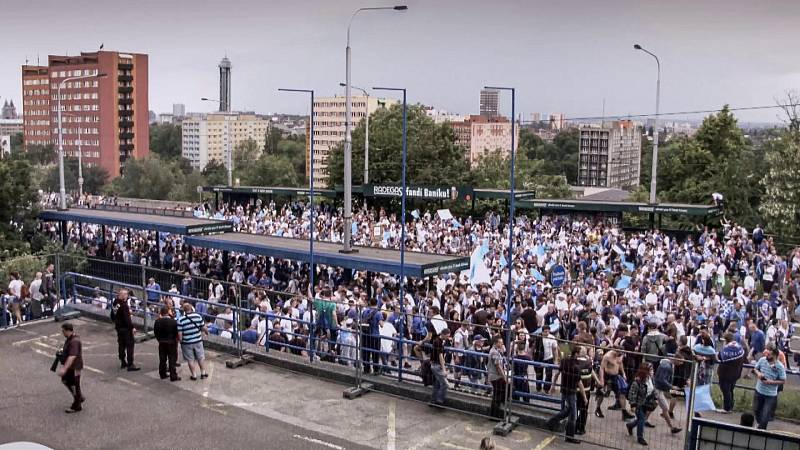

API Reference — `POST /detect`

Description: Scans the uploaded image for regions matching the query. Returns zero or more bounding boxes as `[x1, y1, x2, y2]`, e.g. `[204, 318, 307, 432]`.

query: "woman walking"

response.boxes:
[626, 362, 656, 446]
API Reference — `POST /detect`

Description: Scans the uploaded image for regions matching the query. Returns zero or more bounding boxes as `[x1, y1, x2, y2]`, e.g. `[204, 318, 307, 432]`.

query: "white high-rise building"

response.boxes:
[172, 103, 186, 118]
[182, 112, 268, 171]
[308, 95, 398, 188]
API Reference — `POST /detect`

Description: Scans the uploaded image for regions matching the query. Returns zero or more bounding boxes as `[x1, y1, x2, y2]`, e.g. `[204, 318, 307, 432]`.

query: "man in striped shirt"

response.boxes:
[178, 303, 209, 380]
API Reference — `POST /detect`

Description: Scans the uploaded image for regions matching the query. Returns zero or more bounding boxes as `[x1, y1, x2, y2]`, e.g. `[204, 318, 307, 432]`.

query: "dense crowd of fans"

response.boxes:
[27, 197, 798, 443]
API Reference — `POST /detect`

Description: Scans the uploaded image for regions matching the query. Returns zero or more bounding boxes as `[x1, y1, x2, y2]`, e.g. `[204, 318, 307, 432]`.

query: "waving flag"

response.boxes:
[469, 240, 491, 285]
[615, 275, 632, 290]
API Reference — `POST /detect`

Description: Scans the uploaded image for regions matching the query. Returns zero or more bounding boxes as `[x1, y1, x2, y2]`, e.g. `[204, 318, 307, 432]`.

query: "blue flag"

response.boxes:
[615, 275, 632, 290]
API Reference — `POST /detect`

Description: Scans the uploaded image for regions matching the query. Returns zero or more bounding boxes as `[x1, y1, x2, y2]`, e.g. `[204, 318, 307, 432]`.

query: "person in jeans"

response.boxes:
[625, 362, 655, 446]
[717, 332, 745, 413]
[547, 346, 585, 444]
[487, 334, 509, 418]
[429, 328, 450, 406]
[752, 345, 786, 429]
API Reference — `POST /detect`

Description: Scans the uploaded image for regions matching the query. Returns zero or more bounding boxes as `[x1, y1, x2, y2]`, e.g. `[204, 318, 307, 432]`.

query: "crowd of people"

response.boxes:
[35, 197, 799, 444]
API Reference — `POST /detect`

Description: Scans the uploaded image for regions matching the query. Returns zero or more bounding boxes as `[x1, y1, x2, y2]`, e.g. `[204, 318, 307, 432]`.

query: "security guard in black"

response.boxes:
[111, 289, 139, 371]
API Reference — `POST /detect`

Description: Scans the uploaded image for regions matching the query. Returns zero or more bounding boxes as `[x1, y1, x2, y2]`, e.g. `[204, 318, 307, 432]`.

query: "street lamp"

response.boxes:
[484, 84, 516, 428]
[62, 113, 84, 200]
[339, 83, 370, 186]
[57, 72, 105, 210]
[342, 4, 408, 253]
[373, 86, 406, 382]
[633, 44, 661, 204]
[200, 97, 233, 186]
[278, 88, 316, 298]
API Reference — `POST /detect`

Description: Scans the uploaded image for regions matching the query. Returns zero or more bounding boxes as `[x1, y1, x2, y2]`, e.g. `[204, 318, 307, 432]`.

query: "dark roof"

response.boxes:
[183, 233, 469, 278]
[517, 199, 721, 216]
[39, 208, 232, 235]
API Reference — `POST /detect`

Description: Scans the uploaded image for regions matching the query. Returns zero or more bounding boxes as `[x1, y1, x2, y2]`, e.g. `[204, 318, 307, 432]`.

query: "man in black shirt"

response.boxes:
[575, 345, 598, 435]
[547, 346, 585, 444]
[111, 289, 140, 371]
[58, 322, 84, 413]
[154, 306, 180, 381]
[430, 328, 450, 407]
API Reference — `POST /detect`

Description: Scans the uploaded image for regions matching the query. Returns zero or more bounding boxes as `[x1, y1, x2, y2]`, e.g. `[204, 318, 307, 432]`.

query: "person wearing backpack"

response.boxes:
[641, 321, 666, 366]
[360, 297, 381, 374]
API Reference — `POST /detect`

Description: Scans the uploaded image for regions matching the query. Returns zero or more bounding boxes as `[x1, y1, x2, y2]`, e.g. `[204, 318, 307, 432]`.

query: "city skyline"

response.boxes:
[2, 0, 799, 124]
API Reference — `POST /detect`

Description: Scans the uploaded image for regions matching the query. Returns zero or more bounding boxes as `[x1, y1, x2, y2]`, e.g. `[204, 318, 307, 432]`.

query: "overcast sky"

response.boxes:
[2, 0, 799, 123]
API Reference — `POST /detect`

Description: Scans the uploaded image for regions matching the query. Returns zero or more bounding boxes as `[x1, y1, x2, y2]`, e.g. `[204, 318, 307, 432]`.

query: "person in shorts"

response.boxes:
[178, 303, 209, 380]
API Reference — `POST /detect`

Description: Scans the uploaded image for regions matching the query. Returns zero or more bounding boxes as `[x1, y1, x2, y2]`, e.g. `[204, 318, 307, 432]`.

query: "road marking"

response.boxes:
[533, 435, 556, 450]
[33, 341, 60, 350]
[405, 423, 459, 450]
[83, 366, 105, 375]
[441, 443, 474, 450]
[201, 403, 229, 416]
[387, 400, 396, 450]
[12, 335, 50, 346]
[116, 377, 140, 387]
[32, 348, 54, 358]
[292, 434, 345, 450]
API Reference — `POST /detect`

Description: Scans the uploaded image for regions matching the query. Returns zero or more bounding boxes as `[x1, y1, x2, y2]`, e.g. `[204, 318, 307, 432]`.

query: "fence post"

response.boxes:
[55, 253, 63, 307]
[397, 313, 405, 383]
[684, 361, 699, 450]
[355, 303, 363, 391]
[141, 264, 148, 333]
[235, 284, 243, 360]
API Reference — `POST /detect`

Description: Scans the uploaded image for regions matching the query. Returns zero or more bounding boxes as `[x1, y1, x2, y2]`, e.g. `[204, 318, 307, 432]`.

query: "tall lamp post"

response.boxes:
[484, 84, 516, 431]
[57, 72, 105, 210]
[633, 44, 661, 204]
[342, 4, 407, 253]
[200, 97, 233, 186]
[339, 83, 370, 186]
[278, 88, 316, 298]
[373, 86, 406, 381]
[63, 113, 84, 200]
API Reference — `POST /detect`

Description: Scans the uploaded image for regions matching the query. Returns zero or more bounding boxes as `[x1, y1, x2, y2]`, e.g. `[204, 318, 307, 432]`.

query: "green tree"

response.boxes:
[12, 144, 55, 165]
[10, 132, 23, 150]
[519, 128, 543, 160]
[264, 126, 282, 155]
[469, 150, 571, 198]
[0, 158, 40, 256]
[520, 128, 579, 184]
[107, 156, 181, 200]
[43, 157, 109, 194]
[326, 104, 470, 187]
[233, 138, 261, 170]
[239, 154, 302, 187]
[202, 160, 228, 186]
[169, 169, 207, 202]
[759, 117, 800, 239]
[149, 123, 182, 160]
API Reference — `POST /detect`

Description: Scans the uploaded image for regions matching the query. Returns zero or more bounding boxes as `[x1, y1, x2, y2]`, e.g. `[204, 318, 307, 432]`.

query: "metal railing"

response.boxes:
[57, 265, 703, 450]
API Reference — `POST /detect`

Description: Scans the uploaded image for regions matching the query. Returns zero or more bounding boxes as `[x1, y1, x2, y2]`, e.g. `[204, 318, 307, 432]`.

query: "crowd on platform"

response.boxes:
[31, 197, 799, 443]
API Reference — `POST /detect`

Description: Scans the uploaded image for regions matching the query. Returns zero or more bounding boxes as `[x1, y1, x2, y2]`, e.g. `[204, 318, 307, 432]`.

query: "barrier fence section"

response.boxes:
[687, 417, 800, 450]
[0, 253, 87, 329]
[55, 255, 708, 449]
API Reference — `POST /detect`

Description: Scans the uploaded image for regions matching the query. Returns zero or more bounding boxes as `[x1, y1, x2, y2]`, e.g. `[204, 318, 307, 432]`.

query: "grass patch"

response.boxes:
[709, 381, 800, 421]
